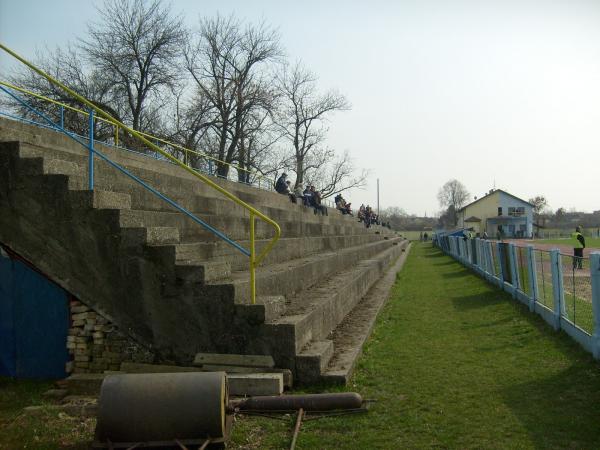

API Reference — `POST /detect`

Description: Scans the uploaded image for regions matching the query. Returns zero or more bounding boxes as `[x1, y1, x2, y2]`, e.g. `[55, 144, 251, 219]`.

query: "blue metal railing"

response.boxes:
[0, 84, 250, 256]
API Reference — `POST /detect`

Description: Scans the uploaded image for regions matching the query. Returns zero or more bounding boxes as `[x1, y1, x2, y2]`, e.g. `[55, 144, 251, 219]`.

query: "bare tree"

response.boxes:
[236, 108, 284, 184]
[528, 195, 548, 228]
[437, 179, 469, 226]
[185, 15, 282, 178]
[275, 61, 350, 188]
[162, 88, 215, 166]
[7, 45, 124, 141]
[80, 0, 185, 133]
[305, 150, 368, 198]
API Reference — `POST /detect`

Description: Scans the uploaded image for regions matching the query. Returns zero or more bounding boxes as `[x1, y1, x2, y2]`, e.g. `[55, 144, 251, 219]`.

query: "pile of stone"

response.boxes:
[65, 300, 123, 374]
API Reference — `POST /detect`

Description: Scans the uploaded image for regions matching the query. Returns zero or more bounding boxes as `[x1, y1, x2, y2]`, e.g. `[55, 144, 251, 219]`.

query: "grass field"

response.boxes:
[3, 243, 600, 449]
[530, 237, 600, 249]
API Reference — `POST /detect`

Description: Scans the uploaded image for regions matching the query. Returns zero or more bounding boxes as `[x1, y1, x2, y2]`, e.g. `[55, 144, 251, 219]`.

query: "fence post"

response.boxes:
[495, 242, 504, 285]
[511, 244, 521, 292]
[475, 238, 481, 271]
[590, 252, 600, 359]
[482, 240, 491, 279]
[550, 249, 563, 331]
[487, 241, 495, 278]
[526, 245, 537, 312]
[506, 243, 517, 297]
[88, 108, 94, 191]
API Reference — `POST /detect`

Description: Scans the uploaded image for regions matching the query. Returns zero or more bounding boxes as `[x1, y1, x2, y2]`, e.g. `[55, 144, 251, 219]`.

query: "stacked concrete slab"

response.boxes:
[0, 117, 408, 383]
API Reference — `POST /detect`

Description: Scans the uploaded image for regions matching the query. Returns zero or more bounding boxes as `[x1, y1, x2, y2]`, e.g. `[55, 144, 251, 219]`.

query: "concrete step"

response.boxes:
[1, 137, 278, 208]
[174, 259, 231, 284]
[321, 243, 412, 385]
[150, 234, 389, 273]
[235, 296, 287, 324]
[69, 190, 132, 210]
[18, 156, 82, 177]
[224, 237, 404, 304]
[120, 226, 180, 246]
[3, 139, 392, 236]
[10, 169, 377, 243]
[114, 209, 379, 242]
[295, 340, 334, 384]
[259, 240, 408, 376]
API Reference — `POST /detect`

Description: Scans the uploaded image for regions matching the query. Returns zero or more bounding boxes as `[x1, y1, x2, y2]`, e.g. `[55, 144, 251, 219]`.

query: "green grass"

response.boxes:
[231, 243, 600, 449]
[0, 377, 95, 449]
[3, 244, 600, 449]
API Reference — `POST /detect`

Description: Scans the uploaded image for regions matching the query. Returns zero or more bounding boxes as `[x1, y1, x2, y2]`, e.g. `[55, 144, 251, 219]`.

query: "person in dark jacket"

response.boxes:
[275, 173, 288, 194]
[572, 226, 585, 269]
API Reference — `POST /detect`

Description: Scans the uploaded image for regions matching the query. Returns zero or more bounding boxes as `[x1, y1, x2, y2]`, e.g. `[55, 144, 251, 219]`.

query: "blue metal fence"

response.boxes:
[434, 234, 600, 359]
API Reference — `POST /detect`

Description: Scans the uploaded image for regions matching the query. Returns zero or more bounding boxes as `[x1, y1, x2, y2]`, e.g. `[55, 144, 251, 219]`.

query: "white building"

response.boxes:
[458, 189, 534, 238]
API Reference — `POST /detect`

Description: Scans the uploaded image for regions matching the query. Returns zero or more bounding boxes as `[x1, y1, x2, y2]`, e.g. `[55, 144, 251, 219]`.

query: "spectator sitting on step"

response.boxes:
[302, 185, 312, 206]
[335, 194, 352, 215]
[275, 173, 288, 194]
[310, 186, 328, 216]
[285, 180, 298, 204]
[358, 204, 366, 223]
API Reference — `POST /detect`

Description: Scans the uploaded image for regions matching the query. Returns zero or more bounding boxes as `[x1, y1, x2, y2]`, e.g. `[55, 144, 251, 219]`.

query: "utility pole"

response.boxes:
[377, 178, 380, 217]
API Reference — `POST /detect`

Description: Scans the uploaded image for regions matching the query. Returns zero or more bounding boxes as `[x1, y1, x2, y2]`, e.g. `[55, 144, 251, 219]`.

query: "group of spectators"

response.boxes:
[275, 173, 327, 215]
[275, 173, 389, 230]
[334, 194, 352, 215]
[358, 204, 379, 228]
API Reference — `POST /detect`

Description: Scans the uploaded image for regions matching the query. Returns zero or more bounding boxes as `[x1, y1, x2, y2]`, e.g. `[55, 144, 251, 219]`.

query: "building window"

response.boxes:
[498, 207, 502, 216]
[508, 207, 525, 217]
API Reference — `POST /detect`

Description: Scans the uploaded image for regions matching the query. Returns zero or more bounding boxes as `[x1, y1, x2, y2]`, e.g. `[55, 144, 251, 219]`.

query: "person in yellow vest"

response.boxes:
[572, 226, 585, 269]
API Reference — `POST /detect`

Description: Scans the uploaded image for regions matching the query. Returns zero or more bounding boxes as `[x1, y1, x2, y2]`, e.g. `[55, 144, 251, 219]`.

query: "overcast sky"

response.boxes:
[2, 0, 600, 215]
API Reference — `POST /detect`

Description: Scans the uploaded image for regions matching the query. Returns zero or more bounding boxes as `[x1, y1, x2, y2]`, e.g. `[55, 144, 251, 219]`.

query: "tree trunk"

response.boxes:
[294, 156, 304, 189]
[237, 138, 247, 183]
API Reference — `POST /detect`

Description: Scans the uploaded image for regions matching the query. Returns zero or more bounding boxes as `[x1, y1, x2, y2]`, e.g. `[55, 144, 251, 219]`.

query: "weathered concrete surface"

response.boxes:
[0, 116, 403, 383]
[322, 243, 412, 384]
[227, 373, 284, 396]
[193, 353, 275, 368]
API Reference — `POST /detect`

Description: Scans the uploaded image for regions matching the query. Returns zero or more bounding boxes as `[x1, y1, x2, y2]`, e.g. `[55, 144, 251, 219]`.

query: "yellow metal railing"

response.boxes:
[0, 43, 281, 304]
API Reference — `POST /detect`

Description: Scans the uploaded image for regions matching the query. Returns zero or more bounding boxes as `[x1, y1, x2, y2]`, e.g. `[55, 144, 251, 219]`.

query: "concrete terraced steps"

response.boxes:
[0, 117, 405, 384]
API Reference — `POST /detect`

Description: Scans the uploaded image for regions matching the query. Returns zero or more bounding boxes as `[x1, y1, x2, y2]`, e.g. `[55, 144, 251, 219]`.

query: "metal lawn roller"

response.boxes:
[93, 372, 230, 449]
[93, 371, 365, 449]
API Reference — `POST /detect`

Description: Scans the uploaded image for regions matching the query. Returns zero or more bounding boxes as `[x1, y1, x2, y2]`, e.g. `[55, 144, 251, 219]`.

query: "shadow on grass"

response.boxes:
[451, 293, 507, 311]
[460, 316, 515, 330]
[441, 269, 473, 279]
[500, 361, 600, 448]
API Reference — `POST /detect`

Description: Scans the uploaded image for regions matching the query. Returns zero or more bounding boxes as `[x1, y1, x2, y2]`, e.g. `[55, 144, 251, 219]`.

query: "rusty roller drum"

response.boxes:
[95, 372, 227, 443]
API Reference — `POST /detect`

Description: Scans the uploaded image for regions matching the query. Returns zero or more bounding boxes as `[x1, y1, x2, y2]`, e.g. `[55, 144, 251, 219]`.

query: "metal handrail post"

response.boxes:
[250, 212, 256, 304]
[88, 108, 94, 191]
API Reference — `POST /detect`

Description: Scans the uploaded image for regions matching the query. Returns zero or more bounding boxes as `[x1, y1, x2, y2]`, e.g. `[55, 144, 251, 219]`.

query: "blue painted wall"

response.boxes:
[0, 247, 69, 379]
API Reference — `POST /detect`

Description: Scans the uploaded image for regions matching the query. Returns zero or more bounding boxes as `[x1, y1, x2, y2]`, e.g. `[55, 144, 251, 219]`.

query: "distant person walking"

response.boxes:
[572, 226, 585, 269]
